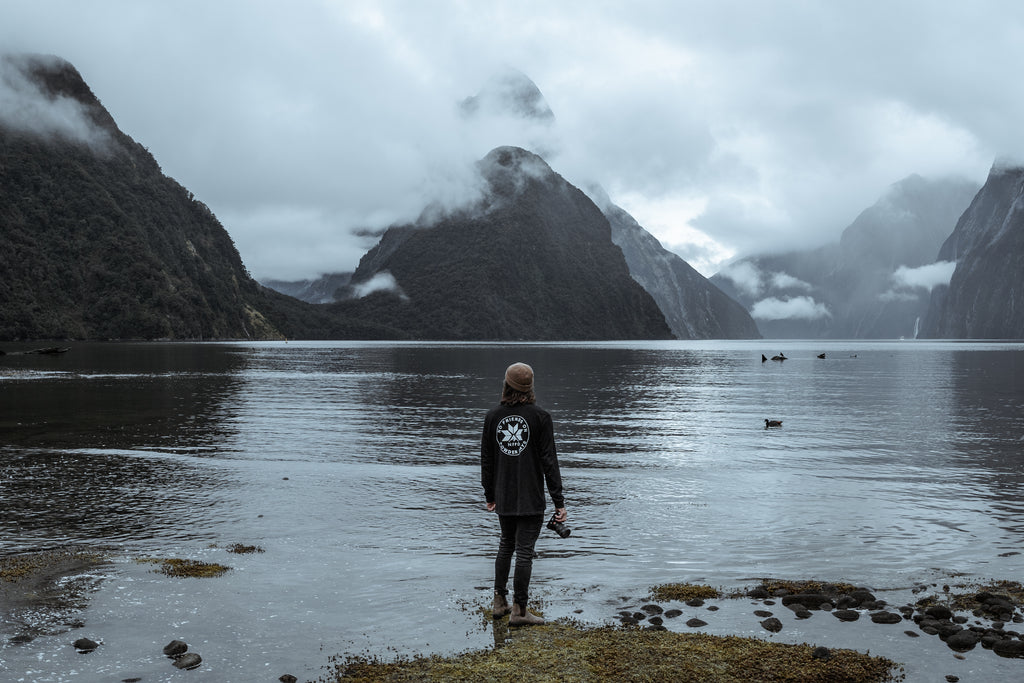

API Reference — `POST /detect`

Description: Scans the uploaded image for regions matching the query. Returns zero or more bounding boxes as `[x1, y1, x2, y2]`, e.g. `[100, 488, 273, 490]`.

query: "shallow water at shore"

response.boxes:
[1, 340, 1023, 681]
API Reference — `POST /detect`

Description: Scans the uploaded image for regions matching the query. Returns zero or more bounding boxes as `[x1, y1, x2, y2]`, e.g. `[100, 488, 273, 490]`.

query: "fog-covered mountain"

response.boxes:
[712, 175, 979, 339]
[920, 163, 1024, 338]
[460, 67, 556, 123]
[329, 146, 673, 340]
[268, 69, 760, 339]
[260, 273, 351, 304]
[457, 69, 758, 338]
[0, 54, 408, 341]
[585, 186, 760, 339]
[0, 55, 304, 340]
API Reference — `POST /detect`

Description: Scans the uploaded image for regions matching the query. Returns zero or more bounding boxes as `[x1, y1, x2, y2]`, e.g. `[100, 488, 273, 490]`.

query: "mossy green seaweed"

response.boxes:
[319, 621, 903, 682]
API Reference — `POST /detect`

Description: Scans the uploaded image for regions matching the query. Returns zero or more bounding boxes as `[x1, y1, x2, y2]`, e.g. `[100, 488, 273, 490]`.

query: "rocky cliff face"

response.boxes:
[712, 175, 978, 339]
[331, 146, 673, 340]
[590, 188, 760, 339]
[0, 54, 333, 340]
[921, 163, 1024, 338]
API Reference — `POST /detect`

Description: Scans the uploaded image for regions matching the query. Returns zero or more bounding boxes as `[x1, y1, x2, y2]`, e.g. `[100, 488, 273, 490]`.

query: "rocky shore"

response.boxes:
[4, 548, 1023, 682]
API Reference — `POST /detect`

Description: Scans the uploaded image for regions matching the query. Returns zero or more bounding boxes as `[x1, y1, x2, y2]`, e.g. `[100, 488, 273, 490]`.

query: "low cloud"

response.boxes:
[351, 271, 406, 299]
[0, 54, 109, 148]
[770, 271, 812, 291]
[879, 260, 956, 302]
[750, 296, 830, 321]
[891, 261, 957, 291]
[717, 263, 814, 298]
[717, 261, 763, 297]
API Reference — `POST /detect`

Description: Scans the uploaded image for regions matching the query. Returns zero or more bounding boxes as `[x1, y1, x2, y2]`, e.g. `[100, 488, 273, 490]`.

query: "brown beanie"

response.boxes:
[504, 362, 534, 392]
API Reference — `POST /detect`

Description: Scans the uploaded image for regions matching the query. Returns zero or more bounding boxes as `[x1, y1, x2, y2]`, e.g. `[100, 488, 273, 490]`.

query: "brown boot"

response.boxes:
[509, 603, 545, 626]
[492, 591, 510, 619]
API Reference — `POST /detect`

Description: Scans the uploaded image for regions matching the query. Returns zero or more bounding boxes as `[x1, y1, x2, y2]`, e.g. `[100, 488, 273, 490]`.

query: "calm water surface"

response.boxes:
[1, 340, 1023, 681]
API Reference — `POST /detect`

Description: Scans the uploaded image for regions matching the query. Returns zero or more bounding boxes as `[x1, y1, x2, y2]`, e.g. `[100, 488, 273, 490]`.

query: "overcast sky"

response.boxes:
[4, 1, 1023, 280]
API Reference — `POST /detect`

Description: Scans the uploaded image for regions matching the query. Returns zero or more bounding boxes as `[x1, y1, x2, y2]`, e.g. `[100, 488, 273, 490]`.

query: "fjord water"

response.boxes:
[1, 340, 1023, 682]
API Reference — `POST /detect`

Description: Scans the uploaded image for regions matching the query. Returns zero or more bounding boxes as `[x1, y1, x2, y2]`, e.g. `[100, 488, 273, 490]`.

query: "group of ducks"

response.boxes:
[761, 351, 826, 429]
[761, 352, 828, 362]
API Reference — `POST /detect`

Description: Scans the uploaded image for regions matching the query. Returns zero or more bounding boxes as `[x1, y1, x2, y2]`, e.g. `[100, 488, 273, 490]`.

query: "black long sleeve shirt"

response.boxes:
[481, 403, 564, 515]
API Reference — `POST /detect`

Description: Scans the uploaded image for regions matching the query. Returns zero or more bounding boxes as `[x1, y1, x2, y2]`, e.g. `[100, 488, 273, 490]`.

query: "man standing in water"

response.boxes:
[481, 362, 567, 626]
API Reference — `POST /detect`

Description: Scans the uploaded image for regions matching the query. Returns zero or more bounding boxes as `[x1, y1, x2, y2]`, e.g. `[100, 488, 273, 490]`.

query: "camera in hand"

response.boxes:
[546, 513, 571, 538]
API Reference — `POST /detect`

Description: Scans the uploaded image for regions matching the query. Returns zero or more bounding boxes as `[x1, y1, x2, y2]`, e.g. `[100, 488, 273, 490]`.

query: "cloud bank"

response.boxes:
[879, 261, 957, 301]
[750, 296, 831, 321]
[4, 1, 1022, 279]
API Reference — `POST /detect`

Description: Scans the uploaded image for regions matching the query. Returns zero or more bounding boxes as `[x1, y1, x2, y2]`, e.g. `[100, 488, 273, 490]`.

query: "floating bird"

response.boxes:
[765, 419, 783, 428]
[817, 353, 826, 359]
[770, 353, 787, 361]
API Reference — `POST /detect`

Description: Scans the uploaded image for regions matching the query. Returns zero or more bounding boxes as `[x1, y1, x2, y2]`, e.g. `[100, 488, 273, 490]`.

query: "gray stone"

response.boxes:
[163, 639, 188, 656]
[945, 630, 981, 652]
[760, 617, 783, 633]
[173, 652, 202, 670]
[870, 611, 903, 624]
[926, 605, 953, 621]
[73, 638, 98, 652]
[993, 639, 1024, 658]
[781, 593, 834, 610]
[833, 609, 860, 622]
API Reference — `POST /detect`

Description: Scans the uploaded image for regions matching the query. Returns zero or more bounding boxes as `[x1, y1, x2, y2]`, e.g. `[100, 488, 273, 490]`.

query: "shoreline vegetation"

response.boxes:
[4, 550, 1024, 681]
[324, 622, 902, 683]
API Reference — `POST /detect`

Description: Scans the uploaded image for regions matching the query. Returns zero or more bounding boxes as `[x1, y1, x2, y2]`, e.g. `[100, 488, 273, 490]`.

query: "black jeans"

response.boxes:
[494, 514, 544, 607]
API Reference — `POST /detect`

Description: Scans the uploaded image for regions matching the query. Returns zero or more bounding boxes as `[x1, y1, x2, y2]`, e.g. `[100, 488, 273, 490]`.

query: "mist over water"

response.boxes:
[1, 340, 1023, 681]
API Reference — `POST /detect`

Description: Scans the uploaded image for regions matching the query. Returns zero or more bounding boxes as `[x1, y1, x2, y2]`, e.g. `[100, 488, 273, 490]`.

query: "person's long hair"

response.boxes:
[500, 381, 535, 406]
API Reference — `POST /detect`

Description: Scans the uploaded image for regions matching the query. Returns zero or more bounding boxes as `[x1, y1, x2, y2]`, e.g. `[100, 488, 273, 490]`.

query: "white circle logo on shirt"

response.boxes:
[496, 415, 530, 456]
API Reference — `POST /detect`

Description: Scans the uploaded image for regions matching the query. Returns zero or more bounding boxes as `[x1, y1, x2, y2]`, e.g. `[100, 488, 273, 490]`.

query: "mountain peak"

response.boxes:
[460, 67, 555, 122]
[1, 52, 118, 146]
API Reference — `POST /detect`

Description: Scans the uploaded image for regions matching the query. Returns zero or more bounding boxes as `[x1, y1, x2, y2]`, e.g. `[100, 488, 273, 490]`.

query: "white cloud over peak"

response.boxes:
[750, 296, 830, 321]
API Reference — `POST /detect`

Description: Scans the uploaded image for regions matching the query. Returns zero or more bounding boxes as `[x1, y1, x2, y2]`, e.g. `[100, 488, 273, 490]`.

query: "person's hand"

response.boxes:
[486, 502, 496, 512]
[553, 507, 567, 522]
